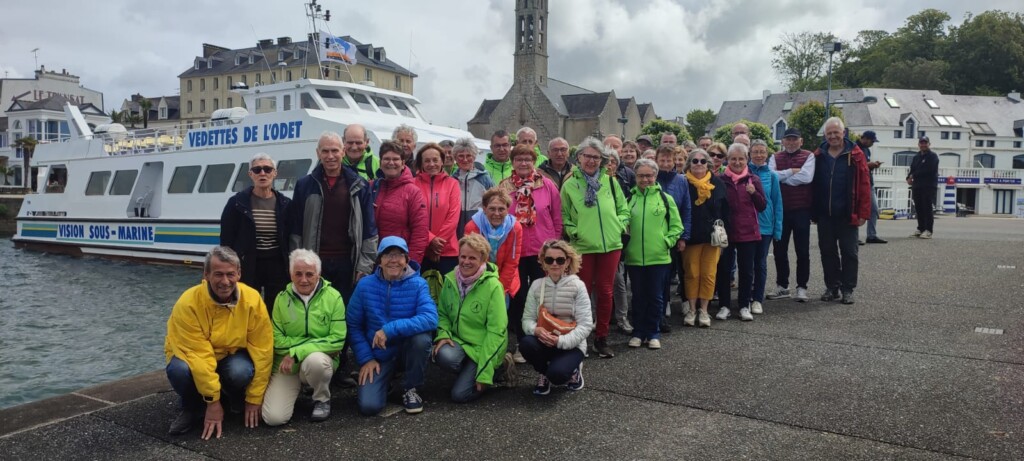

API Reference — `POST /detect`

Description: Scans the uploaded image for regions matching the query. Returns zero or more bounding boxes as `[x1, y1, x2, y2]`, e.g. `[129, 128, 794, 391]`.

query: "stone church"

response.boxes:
[468, 0, 657, 145]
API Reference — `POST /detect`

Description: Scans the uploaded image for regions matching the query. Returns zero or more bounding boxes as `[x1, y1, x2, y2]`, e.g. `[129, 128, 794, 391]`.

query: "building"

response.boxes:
[0, 66, 104, 149]
[118, 94, 182, 132]
[178, 36, 416, 126]
[468, 0, 656, 145]
[713, 88, 1024, 215]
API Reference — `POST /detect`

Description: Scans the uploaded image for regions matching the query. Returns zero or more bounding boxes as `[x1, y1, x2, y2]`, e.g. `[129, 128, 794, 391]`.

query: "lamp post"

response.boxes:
[822, 41, 842, 119]
[617, 117, 628, 139]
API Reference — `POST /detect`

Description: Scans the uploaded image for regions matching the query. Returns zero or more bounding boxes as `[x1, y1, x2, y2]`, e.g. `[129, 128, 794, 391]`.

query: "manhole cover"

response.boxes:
[975, 327, 1004, 335]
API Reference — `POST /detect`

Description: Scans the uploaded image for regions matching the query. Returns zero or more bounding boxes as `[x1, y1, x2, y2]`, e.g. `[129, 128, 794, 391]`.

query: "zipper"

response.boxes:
[428, 175, 435, 228]
[828, 156, 837, 216]
[641, 191, 647, 266]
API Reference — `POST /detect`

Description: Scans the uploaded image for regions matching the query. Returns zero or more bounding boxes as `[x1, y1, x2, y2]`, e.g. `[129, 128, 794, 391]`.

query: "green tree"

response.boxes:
[945, 10, 1024, 95]
[109, 110, 124, 124]
[711, 120, 777, 153]
[771, 31, 845, 92]
[0, 158, 11, 186]
[893, 9, 951, 62]
[13, 136, 37, 191]
[139, 98, 152, 129]
[685, 109, 717, 137]
[880, 58, 952, 91]
[640, 119, 691, 146]
[786, 101, 844, 151]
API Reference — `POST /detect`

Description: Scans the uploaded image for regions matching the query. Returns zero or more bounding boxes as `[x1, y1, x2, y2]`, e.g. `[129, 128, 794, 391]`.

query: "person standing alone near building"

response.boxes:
[907, 136, 939, 239]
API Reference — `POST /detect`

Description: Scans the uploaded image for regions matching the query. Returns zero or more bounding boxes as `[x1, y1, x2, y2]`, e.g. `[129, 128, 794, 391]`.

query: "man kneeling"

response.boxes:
[262, 249, 346, 425]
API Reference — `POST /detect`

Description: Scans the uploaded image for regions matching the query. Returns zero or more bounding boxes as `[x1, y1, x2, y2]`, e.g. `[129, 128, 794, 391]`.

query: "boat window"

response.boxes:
[109, 170, 139, 196]
[45, 166, 67, 193]
[85, 171, 111, 196]
[232, 162, 251, 192]
[300, 92, 321, 109]
[372, 96, 396, 115]
[349, 92, 376, 111]
[255, 96, 277, 114]
[274, 159, 312, 191]
[316, 89, 349, 109]
[168, 165, 202, 194]
[283, 94, 292, 111]
[198, 163, 235, 193]
[391, 99, 415, 118]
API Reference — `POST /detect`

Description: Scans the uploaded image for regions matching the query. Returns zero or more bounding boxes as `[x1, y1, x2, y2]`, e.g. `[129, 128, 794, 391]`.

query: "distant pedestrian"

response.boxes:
[907, 136, 939, 239]
[857, 131, 887, 244]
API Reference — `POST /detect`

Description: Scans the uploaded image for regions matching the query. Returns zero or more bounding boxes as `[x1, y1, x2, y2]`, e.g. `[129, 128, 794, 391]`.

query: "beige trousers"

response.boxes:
[261, 352, 334, 426]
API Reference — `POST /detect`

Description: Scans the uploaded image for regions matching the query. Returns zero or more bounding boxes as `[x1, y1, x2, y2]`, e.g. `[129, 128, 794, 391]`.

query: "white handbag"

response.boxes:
[710, 219, 729, 248]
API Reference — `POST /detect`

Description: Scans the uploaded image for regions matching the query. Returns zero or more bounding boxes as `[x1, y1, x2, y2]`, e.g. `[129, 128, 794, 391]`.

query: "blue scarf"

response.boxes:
[471, 210, 514, 262]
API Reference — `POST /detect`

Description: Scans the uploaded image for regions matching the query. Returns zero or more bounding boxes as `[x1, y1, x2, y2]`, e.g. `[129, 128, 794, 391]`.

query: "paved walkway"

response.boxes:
[2, 216, 1023, 460]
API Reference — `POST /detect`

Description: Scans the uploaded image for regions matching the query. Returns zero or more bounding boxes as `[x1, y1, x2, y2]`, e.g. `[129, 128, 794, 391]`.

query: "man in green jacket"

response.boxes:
[341, 124, 380, 181]
[261, 249, 346, 425]
[485, 130, 514, 182]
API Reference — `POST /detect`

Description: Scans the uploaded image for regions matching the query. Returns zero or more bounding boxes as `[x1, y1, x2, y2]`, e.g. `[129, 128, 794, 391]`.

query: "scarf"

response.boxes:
[685, 171, 715, 206]
[455, 262, 486, 298]
[471, 210, 514, 262]
[510, 171, 543, 226]
[583, 169, 603, 207]
[724, 165, 750, 184]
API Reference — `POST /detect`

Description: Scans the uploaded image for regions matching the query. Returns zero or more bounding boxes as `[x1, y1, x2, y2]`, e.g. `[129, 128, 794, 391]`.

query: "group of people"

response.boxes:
[166, 117, 879, 438]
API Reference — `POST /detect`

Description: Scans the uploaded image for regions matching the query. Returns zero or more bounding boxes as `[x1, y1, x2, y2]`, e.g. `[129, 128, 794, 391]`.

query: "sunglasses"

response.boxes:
[691, 159, 708, 165]
[543, 256, 567, 265]
[250, 166, 275, 174]
[710, 153, 726, 159]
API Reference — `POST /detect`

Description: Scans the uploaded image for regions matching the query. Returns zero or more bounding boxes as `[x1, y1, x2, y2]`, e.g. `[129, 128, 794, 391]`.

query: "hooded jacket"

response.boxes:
[625, 183, 683, 266]
[561, 167, 630, 255]
[270, 279, 346, 372]
[373, 167, 429, 263]
[720, 169, 767, 244]
[414, 170, 462, 258]
[498, 174, 564, 256]
[465, 215, 523, 296]
[435, 263, 508, 385]
[451, 163, 496, 239]
[812, 139, 872, 225]
[538, 160, 574, 190]
[656, 170, 693, 241]
[484, 154, 513, 183]
[342, 151, 381, 182]
[347, 261, 439, 366]
[220, 186, 291, 282]
[749, 162, 784, 240]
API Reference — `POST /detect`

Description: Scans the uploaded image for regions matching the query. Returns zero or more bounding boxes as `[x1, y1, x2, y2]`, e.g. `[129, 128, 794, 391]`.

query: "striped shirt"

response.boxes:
[251, 194, 279, 251]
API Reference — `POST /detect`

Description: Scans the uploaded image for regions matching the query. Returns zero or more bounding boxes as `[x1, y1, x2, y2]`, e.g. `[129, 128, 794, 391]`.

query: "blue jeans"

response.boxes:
[716, 241, 757, 312]
[166, 350, 254, 412]
[356, 332, 432, 416]
[517, 335, 584, 386]
[866, 188, 879, 239]
[753, 235, 773, 303]
[774, 208, 811, 290]
[628, 264, 670, 340]
[434, 342, 480, 403]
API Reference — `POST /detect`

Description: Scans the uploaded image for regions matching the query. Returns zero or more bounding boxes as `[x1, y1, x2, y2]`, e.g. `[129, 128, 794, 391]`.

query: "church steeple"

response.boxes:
[513, 0, 548, 86]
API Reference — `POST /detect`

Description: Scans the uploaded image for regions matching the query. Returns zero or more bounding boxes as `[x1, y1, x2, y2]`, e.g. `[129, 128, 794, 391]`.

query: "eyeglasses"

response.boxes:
[709, 153, 726, 159]
[579, 154, 602, 161]
[381, 157, 404, 164]
[380, 252, 406, 261]
[691, 159, 708, 165]
[543, 256, 567, 265]
[250, 166, 275, 174]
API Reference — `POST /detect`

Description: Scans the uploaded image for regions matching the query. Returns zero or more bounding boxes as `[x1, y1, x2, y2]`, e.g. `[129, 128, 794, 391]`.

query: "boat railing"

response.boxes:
[101, 127, 186, 156]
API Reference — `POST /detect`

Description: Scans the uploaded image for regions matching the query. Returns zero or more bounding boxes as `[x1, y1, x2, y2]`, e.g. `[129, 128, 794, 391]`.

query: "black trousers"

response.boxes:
[774, 208, 811, 290]
[816, 215, 860, 294]
[511, 256, 545, 338]
[245, 252, 289, 313]
[912, 187, 936, 232]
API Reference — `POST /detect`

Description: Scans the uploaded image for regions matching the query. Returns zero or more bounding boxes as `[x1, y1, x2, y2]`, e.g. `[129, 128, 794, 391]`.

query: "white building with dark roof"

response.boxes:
[119, 94, 181, 132]
[713, 88, 1024, 216]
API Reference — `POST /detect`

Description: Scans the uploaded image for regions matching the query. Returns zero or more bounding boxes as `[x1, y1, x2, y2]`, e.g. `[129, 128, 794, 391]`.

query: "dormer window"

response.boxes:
[207, 59, 214, 69]
[925, 99, 939, 109]
[235, 54, 244, 66]
[194, 58, 202, 70]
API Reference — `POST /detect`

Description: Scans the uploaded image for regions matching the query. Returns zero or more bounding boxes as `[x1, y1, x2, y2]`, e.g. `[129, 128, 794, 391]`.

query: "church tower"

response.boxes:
[513, 0, 548, 87]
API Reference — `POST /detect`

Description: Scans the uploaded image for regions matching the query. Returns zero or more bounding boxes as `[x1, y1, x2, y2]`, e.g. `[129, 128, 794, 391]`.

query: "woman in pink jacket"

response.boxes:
[714, 143, 767, 322]
[415, 142, 462, 275]
[374, 141, 429, 264]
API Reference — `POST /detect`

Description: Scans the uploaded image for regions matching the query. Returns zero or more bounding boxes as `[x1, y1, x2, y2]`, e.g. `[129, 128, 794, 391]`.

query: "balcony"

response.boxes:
[873, 166, 1021, 186]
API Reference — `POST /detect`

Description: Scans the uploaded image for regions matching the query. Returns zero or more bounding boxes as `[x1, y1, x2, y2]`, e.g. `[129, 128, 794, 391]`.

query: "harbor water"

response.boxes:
[0, 239, 200, 409]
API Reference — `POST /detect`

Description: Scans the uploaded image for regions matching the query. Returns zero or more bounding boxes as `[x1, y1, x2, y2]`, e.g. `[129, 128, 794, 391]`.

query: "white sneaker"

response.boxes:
[920, 230, 932, 239]
[627, 337, 642, 348]
[750, 301, 763, 314]
[512, 349, 527, 364]
[683, 310, 696, 326]
[766, 285, 790, 299]
[681, 301, 691, 316]
[795, 287, 809, 302]
[911, 230, 922, 237]
[647, 339, 661, 350]
[716, 307, 730, 320]
[739, 307, 754, 321]
[698, 311, 711, 327]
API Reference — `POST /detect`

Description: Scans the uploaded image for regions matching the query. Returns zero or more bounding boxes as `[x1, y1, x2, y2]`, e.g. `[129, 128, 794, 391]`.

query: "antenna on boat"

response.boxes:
[306, 0, 330, 80]
[251, 25, 276, 83]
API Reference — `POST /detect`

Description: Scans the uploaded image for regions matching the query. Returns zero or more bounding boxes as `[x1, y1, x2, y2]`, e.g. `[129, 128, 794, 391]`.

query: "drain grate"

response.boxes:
[975, 327, 1004, 335]
[997, 265, 1016, 269]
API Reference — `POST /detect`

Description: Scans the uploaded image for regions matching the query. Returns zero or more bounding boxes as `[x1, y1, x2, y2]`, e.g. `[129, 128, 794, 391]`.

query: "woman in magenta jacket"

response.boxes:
[714, 143, 766, 322]
[374, 141, 429, 264]
[415, 142, 462, 276]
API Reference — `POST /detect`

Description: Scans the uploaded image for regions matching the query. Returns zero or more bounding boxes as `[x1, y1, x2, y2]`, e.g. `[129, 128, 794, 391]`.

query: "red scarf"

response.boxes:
[509, 171, 543, 226]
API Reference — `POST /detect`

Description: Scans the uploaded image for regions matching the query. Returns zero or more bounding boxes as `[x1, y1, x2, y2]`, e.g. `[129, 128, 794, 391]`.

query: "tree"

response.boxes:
[711, 120, 777, 153]
[13, 136, 37, 191]
[771, 31, 845, 92]
[109, 110, 124, 124]
[139, 98, 152, 129]
[0, 157, 11, 186]
[786, 101, 844, 151]
[945, 10, 1024, 95]
[880, 58, 952, 92]
[640, 119, 691, 146]
[893, 9, 951, 62]
[685, 109, 716, 137]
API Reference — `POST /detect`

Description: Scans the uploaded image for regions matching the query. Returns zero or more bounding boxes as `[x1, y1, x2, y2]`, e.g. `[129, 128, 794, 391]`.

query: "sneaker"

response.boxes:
[683, 310, 696, 326]
[647, 339, 662, 350]
[795, 287, 809, 302]
[866, 237, 888, 244]
[512, 349, 527, 364]
[698, 311, 711, 327]
[766, 285, 790, 299]
[911, 229, 922, 237]
[739, 307, 754, 321]
[681, 301, 691, 316]
[617, 318, 634, 335]
[595, 338, 615, 358]
[310, 400, 331, 422]
[716, 307, 730, 320]
[841, 292, 855, 305]
[920, 230, 932, 239]
[566, 364, 585, 392]
[821, 289, 840, 302]
[533, 374, 551, 396]
[402, 388, 424, 414]
[627, 337, 642, 348]
[750, 301, 763, 315]
[858, 240, 865, 246]
[168, 409, 198, 435]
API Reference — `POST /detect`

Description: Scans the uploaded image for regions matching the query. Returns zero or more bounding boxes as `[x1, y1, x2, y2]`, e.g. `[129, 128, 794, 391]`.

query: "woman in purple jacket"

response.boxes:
[715, 143, 767, 321]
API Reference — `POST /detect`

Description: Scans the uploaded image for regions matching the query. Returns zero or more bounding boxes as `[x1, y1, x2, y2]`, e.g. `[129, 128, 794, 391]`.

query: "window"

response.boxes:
[372, 96, 395, 114]
[286, 70, 293, 81]
[1014, 154, 1024, 169]
[255, 96, 276, 114]
[919, 131, 925, 139]
[953, 132, 961, 140]
[987, 140, 995, 148]
[187, 101, 193, 113]
[894, 130, 903, 139]
[774, 120, 787, 140]
[782, 101, 794, 111]
[198, 163, 235, 193]
[227, 97, 233, 107]
[364, 68, 373, 81]
[1015, 141, 1022, 149]
[994, 190, 1016, 214]
[968, 122, 995, 135]
[271, 71, 277, 83]
[85, 171, 111, 196]
[228, 76, 233, 87]
[892, 151, 916, 166]
[241, 74, 247, 84]
[300, 92, 321, 109]
[939, 153, 960, 168]
[231, 162, 251, 192]
[885, 96, 899, 108]
[109, 170, 138, 195]
[976, 140, 985, 147]
[934, 116, 950, 126]
[213, 78, 219, 90]
[274, 159, 313, 191]
[160, 106, 167, 119]
[391, 99, 415, 117]
[200, 78, 206, 91]
[187, 80, 193, 92]
[395, 75, 402, 91]
[974, 153, 995, 168]
[350, 92, 376, 111]
[941, 131, 949, 140]
[316, 89, 348, 109]
[904, 119, 916, 139]
[944, 116, 960, 126]
[200, 99, 206, 113]
[213, 99, 220, 110]
[283, 95, 292, 111]
[255, 73, 262, 84]
[168, 165, 202, 193]
[925, 99, 939, 109]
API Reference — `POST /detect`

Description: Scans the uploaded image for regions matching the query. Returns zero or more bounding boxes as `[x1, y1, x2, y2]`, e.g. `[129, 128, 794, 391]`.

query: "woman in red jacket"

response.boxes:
[715, 143, 766, 322]
[415, 143, 462, 275]
[465, 188, 523, 304]
[374, 141, 429, 264]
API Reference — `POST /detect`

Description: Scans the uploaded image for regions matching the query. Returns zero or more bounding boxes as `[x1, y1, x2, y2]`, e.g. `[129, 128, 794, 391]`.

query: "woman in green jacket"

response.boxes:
[262, 249, 346, 426]
[560, 137, 629, 359]
[624, 159, 683, 350]
[433, 233, 512, 403]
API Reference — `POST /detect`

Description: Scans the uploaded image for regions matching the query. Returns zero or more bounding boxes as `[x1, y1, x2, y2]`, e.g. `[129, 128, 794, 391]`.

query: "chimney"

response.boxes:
[762, 89, 771, 103]
[278, 37, 292, 46]
[1009, 91, 1022, 103]
[258, 39, 273, 49]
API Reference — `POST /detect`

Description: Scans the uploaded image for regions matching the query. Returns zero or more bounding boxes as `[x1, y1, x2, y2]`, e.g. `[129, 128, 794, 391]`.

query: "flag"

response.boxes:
[319, 31, 357, 65]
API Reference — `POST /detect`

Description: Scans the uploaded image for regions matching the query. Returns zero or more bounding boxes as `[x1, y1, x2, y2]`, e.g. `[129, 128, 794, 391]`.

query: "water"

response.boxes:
[0, 239, 200, 409]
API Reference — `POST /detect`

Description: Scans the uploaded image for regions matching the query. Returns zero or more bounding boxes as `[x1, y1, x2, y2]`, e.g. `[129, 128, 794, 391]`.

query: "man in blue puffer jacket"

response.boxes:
[347, 236, 438, 416]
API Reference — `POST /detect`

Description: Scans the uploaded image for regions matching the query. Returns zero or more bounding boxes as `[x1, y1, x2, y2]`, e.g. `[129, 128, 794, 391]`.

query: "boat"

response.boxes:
[13, 78, 489, 266]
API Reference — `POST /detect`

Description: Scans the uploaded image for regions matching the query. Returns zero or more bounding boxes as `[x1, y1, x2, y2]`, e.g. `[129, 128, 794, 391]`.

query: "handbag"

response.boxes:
[535, 280, 577, 335]
[710, 219, 729, 248]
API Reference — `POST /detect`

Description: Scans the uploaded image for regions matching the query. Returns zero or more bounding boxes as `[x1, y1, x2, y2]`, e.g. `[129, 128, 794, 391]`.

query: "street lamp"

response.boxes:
[617, 117, 628, 139]
[822, 41, 842, 119]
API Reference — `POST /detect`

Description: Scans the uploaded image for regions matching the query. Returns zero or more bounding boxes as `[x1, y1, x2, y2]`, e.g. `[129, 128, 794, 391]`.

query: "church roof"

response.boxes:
[468, 99, 501, 125]
[563, 92, 612, 119]
[540, 78, 594, 116]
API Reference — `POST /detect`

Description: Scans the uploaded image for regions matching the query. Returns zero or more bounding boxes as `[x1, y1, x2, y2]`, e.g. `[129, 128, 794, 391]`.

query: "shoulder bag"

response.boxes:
[535, 280, 577, 335]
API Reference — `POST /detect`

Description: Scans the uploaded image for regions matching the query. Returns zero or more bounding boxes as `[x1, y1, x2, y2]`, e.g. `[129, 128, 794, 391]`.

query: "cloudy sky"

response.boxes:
[0, 0, 1018, 129]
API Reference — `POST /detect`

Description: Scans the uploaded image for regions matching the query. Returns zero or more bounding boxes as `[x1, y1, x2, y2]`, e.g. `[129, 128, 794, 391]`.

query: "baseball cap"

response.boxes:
[860, 131, 878, 142]
[377, 236, 409, 256]
[636, 135, 654, 145]
[918, 135, 930, 143]
[782, 128, 802, 138]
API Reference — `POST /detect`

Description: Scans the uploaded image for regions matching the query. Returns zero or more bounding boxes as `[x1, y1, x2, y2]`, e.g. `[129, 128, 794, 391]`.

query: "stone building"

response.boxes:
[119, 94, 181, 132]
[468, 0, 656, 144]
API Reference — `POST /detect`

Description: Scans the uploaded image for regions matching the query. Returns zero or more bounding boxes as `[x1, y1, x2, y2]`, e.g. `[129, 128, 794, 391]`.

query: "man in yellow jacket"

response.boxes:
[164, 246, 273, 439]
